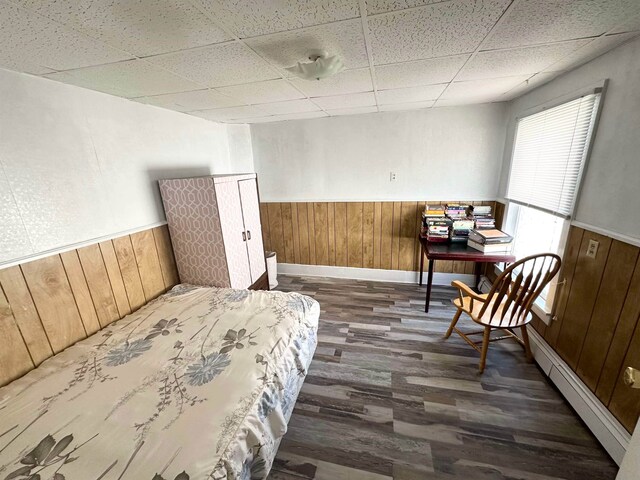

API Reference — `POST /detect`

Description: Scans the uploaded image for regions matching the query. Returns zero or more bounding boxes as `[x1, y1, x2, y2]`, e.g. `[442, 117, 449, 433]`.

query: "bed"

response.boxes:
[0, 284, 319, 480]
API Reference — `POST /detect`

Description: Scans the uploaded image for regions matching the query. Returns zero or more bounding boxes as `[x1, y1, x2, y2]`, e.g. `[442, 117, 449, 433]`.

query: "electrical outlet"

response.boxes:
[586, 239, 599, 258]
[390, 172, 397, 182]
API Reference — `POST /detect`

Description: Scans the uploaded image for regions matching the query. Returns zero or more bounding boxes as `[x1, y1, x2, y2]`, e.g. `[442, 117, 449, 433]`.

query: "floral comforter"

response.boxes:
[0, 285, 319, 480]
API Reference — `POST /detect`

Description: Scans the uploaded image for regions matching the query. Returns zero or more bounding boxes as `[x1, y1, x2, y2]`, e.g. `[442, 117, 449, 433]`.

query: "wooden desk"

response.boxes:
[419, 235, 515, 313]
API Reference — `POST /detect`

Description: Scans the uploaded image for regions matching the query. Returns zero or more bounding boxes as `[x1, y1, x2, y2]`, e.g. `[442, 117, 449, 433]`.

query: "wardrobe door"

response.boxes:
[238, 179, 266, 283]
[215, 181, 252, 289]
[159, 177, 230, 287]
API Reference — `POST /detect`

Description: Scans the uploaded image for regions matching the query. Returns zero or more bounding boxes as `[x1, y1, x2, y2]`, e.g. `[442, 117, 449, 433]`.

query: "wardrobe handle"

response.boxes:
[247, 230, 251, 240]
[242, 231, 246, 242]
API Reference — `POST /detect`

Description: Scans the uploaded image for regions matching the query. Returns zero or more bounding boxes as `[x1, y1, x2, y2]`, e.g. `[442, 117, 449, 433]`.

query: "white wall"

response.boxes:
[498, 36, 640, 241]
[0, 68, 253, 265]
[251, 104, 508, 202]
[226, 123, 254, 173]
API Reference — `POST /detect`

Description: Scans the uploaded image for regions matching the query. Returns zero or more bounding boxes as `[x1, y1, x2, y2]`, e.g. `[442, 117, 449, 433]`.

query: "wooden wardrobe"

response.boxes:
[159, 174, 268, 290]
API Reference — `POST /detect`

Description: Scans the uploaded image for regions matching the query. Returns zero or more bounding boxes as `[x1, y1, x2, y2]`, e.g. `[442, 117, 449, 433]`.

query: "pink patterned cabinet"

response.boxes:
[159, 174, 267, 289]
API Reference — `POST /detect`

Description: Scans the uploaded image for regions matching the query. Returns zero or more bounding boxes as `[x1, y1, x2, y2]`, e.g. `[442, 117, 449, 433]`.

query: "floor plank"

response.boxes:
[268, 275, 618, 480]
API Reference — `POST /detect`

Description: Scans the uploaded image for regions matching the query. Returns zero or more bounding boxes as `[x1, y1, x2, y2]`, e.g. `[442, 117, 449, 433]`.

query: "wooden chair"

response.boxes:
[444, 253, 561, 373]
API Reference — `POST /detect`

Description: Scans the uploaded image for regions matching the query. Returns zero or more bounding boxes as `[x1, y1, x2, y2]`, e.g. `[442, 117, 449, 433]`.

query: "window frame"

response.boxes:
[497, 81, 607, 324]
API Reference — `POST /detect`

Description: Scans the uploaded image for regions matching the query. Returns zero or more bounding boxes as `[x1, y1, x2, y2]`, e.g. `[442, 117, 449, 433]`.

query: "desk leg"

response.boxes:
[419, 244, 425, 286]
[425, 259, 434, 313]
[474, 262, 482, 290]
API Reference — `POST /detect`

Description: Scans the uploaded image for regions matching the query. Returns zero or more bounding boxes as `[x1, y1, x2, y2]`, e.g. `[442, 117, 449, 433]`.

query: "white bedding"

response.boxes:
[0, 285, 319, 480]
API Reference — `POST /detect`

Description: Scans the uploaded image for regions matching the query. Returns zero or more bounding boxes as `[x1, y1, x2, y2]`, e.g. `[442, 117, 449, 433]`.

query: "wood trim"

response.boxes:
[0, 266, 53, 365]
[0, 222, 169, 270]
[522, 223, 640, 434]
[571, 221, 640, 249]
[0, 285, 34, 380]
[112, 236, 146, 310]
[59, 250, 102, 335]
[261, 201, 492, 274]
[20, 255, 87, 354]
[130, 229, 166, 300]
[0, 225, 179, 387]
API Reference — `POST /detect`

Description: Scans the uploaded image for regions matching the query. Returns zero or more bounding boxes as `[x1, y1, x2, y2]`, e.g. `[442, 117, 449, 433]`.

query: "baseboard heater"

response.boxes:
[528, 327, 630, 465]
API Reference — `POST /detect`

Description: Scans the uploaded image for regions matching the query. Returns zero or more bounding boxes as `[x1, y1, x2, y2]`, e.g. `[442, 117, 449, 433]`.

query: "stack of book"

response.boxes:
[422, 205, 451, 242]
[425, 218, 452, 242]
[445, 204, 467, 219]
[471, 205, 496, 229]
[423, 204, 445, 218]
[443, 204, 473, 243]
[451, 218, 475, 243]
[468, 229, 513, 253]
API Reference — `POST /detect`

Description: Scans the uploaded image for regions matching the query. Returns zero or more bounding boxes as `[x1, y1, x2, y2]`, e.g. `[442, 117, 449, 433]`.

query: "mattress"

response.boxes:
[0, 285, 319, 480]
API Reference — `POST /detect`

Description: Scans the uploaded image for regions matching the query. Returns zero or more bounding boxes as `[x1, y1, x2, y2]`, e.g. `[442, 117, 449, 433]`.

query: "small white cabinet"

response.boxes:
[159, 174, 267, 289]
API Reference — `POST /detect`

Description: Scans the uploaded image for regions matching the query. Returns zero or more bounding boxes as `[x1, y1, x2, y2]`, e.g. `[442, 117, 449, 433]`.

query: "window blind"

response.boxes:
[506, 92, 600, 217]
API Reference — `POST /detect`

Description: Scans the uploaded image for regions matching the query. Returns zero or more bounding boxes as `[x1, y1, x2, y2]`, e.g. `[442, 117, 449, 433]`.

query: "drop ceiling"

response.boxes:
[1, 0, 639, 124]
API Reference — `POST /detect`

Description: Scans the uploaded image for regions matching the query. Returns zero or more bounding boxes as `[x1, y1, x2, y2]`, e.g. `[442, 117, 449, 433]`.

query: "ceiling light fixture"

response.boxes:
[285, 50, 345, 81]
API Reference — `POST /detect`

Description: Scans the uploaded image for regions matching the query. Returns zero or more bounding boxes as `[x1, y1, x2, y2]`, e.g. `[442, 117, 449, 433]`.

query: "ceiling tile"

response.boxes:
[0, 1, 133, 72]
[375, 55, 469, 89]
[434, 98, 476, 107]
[501, 72, 561, 101]
[229, 116, 279, 124]
[484, 0, 640, 50]
[0, 55, 55, 75]
[610, 14, 640, 34]
[368, 0, 511, 65]
[216, 79, 304, 104]
[138, 89, 244, 112]
[311, 92, 376, 109]
[13, 0, 231, 57]
[326, 106, 378, 116]
[379, 100, 434, 111]
[245, 112, 328, 123]
[147, 42, 278, 87]
[43, 60, 202, 97]
[191, 105, 269, 121]
[438, 75, 530, 103]
[365, 0, 439, 16]
[255, 99, 321, 115]
[245, 19, 369, 72]
[193, 0, 360, 38]
[457, 40, 589, 81]
[290, 68, 373, 97]
[377, 84, 446, 104]
[544, 33, 640, 72]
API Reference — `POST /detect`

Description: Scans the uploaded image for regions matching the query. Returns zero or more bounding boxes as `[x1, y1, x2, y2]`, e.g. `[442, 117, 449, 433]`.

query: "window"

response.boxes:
[503, 203, 569, 314]
[504, 90, 602, 316]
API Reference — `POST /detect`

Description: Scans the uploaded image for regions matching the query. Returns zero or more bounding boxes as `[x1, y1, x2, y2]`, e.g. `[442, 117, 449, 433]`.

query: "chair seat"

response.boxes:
[453, 294, 531, 328]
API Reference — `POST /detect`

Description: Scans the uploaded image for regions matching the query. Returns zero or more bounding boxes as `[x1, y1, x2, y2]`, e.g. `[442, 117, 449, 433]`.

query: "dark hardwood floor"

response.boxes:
[268, 275, 618, 480]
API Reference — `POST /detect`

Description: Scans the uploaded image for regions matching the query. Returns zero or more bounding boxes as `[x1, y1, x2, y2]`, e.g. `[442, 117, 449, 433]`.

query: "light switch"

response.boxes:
[586, 239, 599, 258]
[390, 172, 397, 182]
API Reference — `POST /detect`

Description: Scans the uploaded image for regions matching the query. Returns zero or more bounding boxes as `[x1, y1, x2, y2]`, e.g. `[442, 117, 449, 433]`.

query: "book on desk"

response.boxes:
[421, 204, 513, 252]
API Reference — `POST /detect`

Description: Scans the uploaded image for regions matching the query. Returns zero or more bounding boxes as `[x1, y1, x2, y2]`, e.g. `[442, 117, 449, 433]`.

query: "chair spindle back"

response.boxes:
[478, 253, 561, 327]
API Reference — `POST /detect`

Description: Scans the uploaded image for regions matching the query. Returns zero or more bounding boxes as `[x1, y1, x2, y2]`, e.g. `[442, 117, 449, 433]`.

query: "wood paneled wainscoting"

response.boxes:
[525, 224, 640, 434]
[0, 225, 179, 387]
[259, 201, 499, 275]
